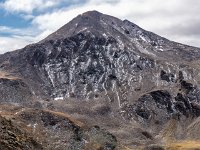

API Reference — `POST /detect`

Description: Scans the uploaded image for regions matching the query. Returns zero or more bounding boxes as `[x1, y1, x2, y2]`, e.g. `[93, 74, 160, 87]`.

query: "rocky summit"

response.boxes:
[1, 10, 200, 149]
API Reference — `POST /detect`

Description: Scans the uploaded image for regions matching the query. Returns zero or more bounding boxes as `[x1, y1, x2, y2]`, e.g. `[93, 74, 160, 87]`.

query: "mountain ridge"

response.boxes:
[1, 10, 200, 149]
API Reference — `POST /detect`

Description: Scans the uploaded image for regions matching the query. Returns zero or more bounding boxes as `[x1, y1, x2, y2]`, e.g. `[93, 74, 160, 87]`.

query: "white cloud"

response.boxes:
[1, 0, 62, 13]
[1, 0, 200, 53]
[31, 0, 200, 47]
[0, 26, 58, 54]
[0, 36, 31, 53]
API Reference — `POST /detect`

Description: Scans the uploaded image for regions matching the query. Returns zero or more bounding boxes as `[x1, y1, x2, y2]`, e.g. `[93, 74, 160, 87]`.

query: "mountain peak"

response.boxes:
[1, 11, 200, 149]
[40, 10, 200, 62]
[81, 10, 103, 17]
[42, 10, 123, 42]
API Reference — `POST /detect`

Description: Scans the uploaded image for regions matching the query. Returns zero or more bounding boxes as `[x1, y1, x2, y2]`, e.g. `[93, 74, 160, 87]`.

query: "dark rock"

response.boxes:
[136, 106, 150, 120]
[124, 29, 130, 34]
[178, 71, 184, 81]
[181, 80, 194, 92]
[160, 70, 175, 82]
[175, 93, 191, 110]
[0, 78, 33, 104]
[141, 131, 154, 140]
[108, 74, 117, 80]
[174, 101, 187, 116]
[150, 90, 173, 113]
[191, 102, 200, 116]
[144, 145, 165, 150]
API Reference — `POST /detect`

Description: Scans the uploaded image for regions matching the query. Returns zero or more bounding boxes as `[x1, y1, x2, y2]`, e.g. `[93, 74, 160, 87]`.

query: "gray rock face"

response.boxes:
[0, 78, 33, 104]
[1, 11, 200, 128]
[0, 105, 118, 150]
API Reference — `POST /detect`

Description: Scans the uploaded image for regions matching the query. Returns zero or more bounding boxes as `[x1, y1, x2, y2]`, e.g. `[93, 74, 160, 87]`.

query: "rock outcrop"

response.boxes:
[1, 11, 200, 149]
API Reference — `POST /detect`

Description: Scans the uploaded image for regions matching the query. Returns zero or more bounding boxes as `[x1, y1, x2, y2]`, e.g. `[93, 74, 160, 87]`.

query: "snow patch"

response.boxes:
[78, 27, 88, 33]
[103, 33, 107, 38]
[54, 97, 64, 101]
[139, 35, 147, 42]
[44, 63, 55, 87]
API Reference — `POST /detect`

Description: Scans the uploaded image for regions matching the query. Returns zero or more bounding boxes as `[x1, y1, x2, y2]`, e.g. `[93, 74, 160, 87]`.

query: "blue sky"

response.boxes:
[0, 0, 200, 53]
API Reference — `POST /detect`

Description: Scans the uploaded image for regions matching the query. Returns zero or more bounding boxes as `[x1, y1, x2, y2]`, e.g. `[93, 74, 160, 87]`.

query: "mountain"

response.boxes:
[0, 104, 120, 150]
[1, 10, 200, 149]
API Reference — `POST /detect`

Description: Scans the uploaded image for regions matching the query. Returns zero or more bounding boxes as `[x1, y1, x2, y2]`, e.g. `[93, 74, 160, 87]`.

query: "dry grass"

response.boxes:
[119, 145, 133, 150]
[0, 71, 19, 80]
[44, 109, 85, 127]
[165, 140, 200, 150]
[0, 104, 85, 128]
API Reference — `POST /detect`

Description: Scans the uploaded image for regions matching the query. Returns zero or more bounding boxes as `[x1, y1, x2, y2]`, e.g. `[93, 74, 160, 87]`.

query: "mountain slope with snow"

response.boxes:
[1, 11, 200, 149]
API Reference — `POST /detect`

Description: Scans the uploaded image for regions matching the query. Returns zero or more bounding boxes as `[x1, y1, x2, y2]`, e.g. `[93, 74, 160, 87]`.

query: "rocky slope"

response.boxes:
[0, 104, 123, 150]
[1, 11, 200, 149]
